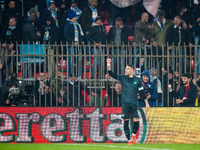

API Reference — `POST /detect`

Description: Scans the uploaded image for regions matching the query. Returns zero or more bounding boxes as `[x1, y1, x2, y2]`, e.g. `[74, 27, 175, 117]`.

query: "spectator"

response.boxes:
[43, 17, 59, 43]
[80, 0, 99, 41]
[64, 11, 84, 77]
[132, 12, 152, 69]
[22, 15, 41, 43]
[88, 16, 106, 77]
[0, 17, 21, 49]
[191, 17, 200, 76]
[176, 5, 191, 25]
[166, 16, 193, 47]
[88, 16, 106, 45]
[0, 17, 20, 74]
[38, 0, 67, 18]
[64, 11, 84, 44]
[168, 73, 198, 107]
[1, 72, 23, 106]
[150, 10, 173, 50]
[23, 8, 42, 33]
[107, 17, 132, 74]
[57, 86, 69, 106]
[35, 72, 53, 106]
[51, 70, 66, 98]
[133, 12, 152, 44]
[166, 16, 193, 72]
[87, 88, 108, 106]
[42, 1, 64, 42]
[150, 67, 162, 106]
[139, 70, 158, 107]
[191, 18, 200, 45]
[22, 15, 42, 78]
[65, 0, 82, 21]
[108, 17, 132, 45]
[67, 74, 89, 106]
[105, 74, 122, 106]
[1, 0, 22, 29]
[161, 68, 174, 107]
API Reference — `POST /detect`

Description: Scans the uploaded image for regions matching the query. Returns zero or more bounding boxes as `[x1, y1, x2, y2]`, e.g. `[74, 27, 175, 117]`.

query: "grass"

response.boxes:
[0, 143, 200, 150]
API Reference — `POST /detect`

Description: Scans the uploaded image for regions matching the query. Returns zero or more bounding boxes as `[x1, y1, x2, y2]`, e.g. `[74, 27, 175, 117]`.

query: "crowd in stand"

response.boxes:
[0, 0, 200, 107]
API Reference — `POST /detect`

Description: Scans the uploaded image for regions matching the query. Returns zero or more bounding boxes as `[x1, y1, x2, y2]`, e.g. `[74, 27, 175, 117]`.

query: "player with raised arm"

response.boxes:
[106, 58, 150, 145]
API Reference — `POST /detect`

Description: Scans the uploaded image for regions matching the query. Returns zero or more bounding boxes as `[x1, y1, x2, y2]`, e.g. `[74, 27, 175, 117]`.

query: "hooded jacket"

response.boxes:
[88, 23, 106, 44]
[141, 70, 158, 101]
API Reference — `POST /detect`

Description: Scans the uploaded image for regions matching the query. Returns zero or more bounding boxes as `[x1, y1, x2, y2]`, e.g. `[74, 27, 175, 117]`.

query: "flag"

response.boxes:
[110, 0, 142, 8]
[143, 0, 161, 17]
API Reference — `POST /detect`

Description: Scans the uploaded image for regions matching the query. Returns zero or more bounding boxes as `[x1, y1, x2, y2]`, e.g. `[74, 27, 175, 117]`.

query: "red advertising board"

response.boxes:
[0, 107, 147, 143]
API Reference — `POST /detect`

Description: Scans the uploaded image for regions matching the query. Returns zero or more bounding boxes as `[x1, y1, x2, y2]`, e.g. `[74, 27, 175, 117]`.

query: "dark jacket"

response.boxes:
[43, 21, 59, 43]
[191, 21, 200, 44]
[88, 24, 106, 44]
[34, 79, 53, 106]
[107, 26, 132, 44]
[140, 81, 158, 102]
[133, 20, 151, 44]
[64, 20, 83, 44]
[105, 81, 122, 107]
[171, 82, 198, 107]
[166, 24, 193, 46]
[80, 5, 94, 33]
[68, 80, 89, 106]
[41, 9, 63, 28]
[0, 26, 21, 43]
[22, 22, 40, 44]
[38, 0, 65, 16]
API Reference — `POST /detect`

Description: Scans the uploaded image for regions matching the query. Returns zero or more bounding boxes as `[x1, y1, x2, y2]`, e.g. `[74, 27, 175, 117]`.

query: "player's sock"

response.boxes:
[132, 121, 139, 134]
[124, 120, 130, 140]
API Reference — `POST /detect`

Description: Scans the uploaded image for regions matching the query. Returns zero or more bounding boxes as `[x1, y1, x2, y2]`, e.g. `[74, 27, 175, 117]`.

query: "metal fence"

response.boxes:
[0, 43, 199, 107]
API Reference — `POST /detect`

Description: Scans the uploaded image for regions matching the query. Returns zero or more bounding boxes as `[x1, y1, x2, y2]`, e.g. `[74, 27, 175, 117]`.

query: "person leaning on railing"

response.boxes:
[168, 73, 198, 107]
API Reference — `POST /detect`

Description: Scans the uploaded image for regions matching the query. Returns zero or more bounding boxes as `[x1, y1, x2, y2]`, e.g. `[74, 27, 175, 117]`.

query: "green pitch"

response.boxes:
[0, 143, 200, 150]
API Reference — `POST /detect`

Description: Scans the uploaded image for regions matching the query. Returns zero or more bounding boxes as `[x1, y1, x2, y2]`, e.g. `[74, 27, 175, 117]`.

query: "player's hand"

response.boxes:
[106, 58, 111, 70]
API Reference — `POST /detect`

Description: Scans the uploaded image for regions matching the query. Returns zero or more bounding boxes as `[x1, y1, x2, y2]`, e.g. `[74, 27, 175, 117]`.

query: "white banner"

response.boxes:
[110, 0, 142, 8]
[143, 0, 161, 17]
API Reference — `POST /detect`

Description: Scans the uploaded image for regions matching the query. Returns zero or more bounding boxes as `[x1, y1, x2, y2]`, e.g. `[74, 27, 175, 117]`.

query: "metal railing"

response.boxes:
[0, 43, 199, 107]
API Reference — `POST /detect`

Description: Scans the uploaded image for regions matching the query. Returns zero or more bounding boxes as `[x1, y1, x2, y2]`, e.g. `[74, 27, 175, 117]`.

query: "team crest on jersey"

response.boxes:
[133, 81, 137, 84]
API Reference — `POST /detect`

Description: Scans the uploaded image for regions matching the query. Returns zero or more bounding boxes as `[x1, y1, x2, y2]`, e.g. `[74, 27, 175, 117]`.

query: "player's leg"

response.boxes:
[131, 106, 140, 144]
[122, 104, 132, 145]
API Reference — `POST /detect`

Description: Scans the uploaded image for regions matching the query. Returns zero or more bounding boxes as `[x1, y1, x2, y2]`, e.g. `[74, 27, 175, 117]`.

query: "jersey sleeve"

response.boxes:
[108, 70, 122, 81]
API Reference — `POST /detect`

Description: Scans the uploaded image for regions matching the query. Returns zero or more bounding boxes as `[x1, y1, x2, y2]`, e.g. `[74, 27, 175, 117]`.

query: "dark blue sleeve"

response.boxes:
[150, 83, 158, 100]
[64, 23, 73, 43]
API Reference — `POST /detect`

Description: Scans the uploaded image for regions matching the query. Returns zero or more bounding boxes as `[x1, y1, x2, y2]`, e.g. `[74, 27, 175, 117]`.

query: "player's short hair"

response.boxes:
[126, 64, 134, 69]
